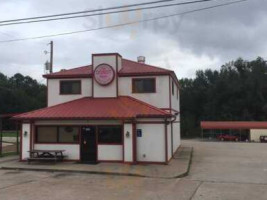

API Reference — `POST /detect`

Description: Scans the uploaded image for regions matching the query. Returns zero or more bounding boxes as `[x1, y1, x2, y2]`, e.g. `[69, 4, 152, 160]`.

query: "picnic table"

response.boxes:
[27, 150, 66, 164]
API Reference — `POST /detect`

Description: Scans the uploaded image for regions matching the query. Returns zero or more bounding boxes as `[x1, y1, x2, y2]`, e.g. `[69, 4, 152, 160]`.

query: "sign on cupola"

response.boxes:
[94, 64, 115, 86]
[92, 53, 122, 98]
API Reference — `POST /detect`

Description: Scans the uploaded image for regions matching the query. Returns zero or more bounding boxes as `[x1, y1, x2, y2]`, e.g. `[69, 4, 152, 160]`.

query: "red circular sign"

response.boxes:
[94, 64, 115, 86]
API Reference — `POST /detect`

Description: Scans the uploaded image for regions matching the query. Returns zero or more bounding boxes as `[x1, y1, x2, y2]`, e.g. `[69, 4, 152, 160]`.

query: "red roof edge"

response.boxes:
[43, 74, 92, 79]
[201, 121, 267, 129]
[92, 53, 122, 57]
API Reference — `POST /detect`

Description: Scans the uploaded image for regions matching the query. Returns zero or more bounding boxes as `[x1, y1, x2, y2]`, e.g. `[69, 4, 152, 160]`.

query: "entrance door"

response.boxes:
[81, 126, 97, 163]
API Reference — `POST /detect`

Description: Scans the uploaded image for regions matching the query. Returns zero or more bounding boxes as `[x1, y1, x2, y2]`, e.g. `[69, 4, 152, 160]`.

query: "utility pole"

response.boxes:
[49, 41, 53, 73]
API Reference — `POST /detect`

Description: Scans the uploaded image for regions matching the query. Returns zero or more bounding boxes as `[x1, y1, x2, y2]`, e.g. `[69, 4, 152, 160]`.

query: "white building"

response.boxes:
[15, 53, 181, 164]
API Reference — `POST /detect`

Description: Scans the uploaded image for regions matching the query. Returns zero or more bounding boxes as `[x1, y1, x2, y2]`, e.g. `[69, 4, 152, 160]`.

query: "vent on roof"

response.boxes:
[137, 56, 145, 64]
[60, 69, 66, 71]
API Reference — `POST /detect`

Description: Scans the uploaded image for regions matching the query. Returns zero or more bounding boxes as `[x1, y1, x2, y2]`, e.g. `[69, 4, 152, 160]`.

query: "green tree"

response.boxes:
[0, 73, 46, 114]
[180, 57, 267, 137]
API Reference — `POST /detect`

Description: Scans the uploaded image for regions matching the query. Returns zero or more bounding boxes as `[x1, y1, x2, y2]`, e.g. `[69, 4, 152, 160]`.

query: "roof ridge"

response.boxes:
[13, 97, 90, 118]
[121, 96, 170, 116]
[122, 58, 173, 72]
[53, 65, 91, 72]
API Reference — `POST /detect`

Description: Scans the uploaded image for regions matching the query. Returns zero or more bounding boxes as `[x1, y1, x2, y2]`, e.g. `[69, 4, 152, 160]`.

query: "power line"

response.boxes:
[0, 0, 216, 24]
[0, 0, 225, 27]
[0, 0, 248, 43]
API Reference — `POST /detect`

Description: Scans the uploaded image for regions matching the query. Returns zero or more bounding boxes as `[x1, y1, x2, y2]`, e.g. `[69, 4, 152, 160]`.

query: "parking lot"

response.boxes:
[0, 140, 266, 200]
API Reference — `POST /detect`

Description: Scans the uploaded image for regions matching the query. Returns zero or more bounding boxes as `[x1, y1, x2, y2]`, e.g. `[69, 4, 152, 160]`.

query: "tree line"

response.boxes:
[180, 57, 267, 137]
[0, 73, 46, 115]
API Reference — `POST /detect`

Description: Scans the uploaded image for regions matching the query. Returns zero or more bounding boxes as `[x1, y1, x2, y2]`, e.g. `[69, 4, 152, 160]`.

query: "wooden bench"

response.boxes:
[27, 150, 66, 164]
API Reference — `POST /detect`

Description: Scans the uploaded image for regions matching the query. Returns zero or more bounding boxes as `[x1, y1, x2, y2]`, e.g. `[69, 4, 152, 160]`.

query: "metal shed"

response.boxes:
[200, 121, 267, 142]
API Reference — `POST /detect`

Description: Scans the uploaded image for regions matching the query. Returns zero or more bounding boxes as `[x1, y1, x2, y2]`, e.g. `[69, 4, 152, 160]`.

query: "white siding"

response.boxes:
[93, 55, 118, 98]
[173, 122, 181, 153]
[34, 144, 80, 160]
[170, 77, 181, 154]
[48, 78, 92, 106]
[21, 123, 31, 160]
[119, 76, 170, 109]
[167, 123, 172, 160]
[98, 145, 123, 161]
[136, 124, 165, 162]
[124, 123, 133, 162]
[250, 129, 267, 142]
[170, 78, 180, 113]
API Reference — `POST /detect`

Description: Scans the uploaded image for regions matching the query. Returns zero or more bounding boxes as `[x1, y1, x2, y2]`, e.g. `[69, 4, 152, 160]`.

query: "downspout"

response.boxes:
[166, 113, 178, 160]
[164, 117, 169, 164]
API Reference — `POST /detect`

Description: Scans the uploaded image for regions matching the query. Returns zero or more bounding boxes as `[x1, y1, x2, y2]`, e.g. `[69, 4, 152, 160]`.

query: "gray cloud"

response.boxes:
[0, 0, 266, 81]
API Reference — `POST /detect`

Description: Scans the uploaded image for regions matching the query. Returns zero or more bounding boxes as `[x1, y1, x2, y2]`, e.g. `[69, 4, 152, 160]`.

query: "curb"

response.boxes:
[0, 147, 193, 179]
[174, 147, 193, 178]
[0, 166, 147, 178]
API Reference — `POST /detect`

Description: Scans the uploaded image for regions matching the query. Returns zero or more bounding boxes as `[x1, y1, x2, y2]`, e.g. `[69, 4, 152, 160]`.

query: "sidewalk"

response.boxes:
[0, 155, 18, 163]
[0, 146, 193, 179]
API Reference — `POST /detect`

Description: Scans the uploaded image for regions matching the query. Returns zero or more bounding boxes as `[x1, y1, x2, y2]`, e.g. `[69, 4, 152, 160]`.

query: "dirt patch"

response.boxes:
[2, 144, 18, 153]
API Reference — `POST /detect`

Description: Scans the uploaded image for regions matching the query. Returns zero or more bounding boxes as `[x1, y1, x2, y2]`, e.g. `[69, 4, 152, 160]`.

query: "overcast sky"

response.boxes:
[0, 0, 266, 82]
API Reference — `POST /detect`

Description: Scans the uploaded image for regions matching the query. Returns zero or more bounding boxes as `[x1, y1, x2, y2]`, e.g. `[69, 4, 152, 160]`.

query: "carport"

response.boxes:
[200, 121, 267, 142]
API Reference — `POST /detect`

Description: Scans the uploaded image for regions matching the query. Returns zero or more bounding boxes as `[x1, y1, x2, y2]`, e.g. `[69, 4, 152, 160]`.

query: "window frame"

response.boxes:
[132, 78, 156, 94]
[35, 125, 80, 144]
[97, 125, 123, 145]
[59, 80, 82, 95]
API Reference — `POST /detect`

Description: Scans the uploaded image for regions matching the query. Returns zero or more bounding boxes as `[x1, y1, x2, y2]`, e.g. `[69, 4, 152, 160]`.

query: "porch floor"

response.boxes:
[0, 146, 192, 179]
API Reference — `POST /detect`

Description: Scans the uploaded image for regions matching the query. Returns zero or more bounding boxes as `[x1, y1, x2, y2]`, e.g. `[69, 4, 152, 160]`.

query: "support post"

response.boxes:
[132, 121, 137, 164]
[0, 117, 2, 157]
[16, 122, 19, 154]
[164, 119, 168, 164]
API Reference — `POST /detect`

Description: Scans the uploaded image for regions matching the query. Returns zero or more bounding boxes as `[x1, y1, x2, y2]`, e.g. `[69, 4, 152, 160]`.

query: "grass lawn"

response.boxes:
[1, 132, 18, 138]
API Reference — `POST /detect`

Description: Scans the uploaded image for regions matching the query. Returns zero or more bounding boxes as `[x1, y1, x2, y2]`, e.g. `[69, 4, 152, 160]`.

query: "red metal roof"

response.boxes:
[13, 96, 171, 120]
[43, 59, 174, 78]
[201, 121, 267, 129]
[43, 65, 92, 78]
[119, 59, 172, 75]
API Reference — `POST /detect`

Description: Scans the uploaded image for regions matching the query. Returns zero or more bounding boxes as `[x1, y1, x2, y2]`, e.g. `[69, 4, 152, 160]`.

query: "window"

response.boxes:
[177, 88, 179, 100]
[36, 127, 57, 143]
[132, 78, 156, 93]
[36, 126, 79, 143]
[60, 80, 81, 94]
[59, 127, 79, 143]
[172, 81, 174, 96]
[98, 126, 122, 144]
